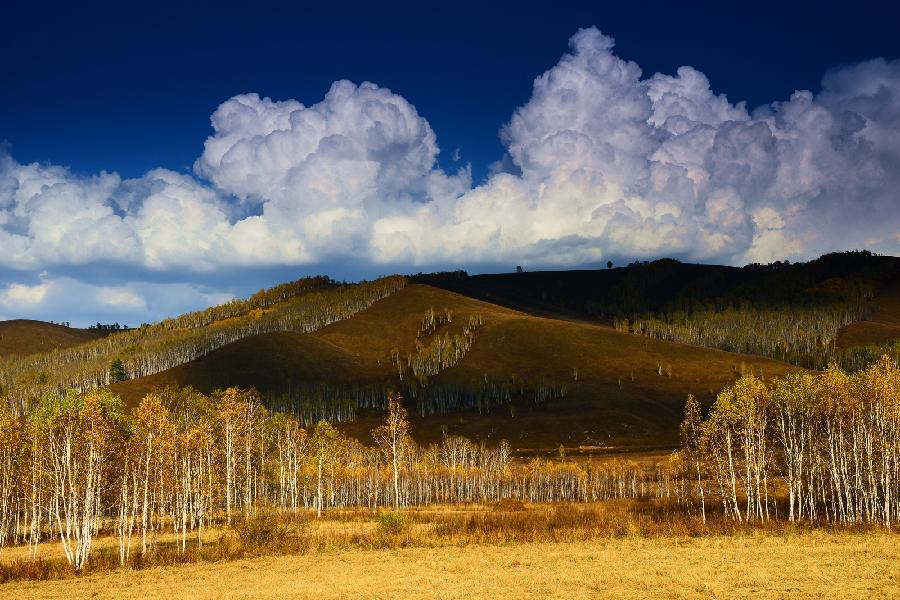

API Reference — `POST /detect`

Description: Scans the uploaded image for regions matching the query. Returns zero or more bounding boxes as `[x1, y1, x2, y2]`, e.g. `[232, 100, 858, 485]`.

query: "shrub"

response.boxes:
[233, 509, 293, 549]
[377, 511, 409, 536]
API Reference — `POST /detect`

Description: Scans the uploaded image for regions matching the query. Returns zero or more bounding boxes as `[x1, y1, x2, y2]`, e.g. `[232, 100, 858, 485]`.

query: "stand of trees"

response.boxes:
[616, 298, 870, 369]
[0, 356, 896, 571]
[405, 376, 568, 417]
[263, 375, 569, 422]
[264, 382, 389, 426]
[679, 356, 900, 525]
[401, 313, 485, 381]
[0, 386, 656, 570]
[0, 276, 405, 413]
[840, 339, 900, 372]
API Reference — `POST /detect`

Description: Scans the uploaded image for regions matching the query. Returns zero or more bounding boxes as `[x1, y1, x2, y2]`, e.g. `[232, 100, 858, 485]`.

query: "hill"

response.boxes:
[12, 252, 895, 452]
[0, 276, 402, 412]
[410, 252, 900, 321]
[113, 284, 795, 451]
[0, 320, 108, 358]
[411, 252, 899, 369]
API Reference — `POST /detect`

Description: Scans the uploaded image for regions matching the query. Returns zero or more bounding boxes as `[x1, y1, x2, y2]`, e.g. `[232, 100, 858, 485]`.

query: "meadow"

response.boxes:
[0, 501, 897, 599]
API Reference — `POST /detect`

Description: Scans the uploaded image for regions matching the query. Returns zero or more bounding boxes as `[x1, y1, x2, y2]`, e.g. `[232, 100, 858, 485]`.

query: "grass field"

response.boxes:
[2, 533, 896, 599]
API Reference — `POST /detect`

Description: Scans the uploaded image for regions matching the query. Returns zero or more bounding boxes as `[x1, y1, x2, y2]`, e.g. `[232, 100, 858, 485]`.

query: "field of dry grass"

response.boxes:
[2, 532, 897, 599]
[3, 500, 897, 596]
[0, 320, 107, 358]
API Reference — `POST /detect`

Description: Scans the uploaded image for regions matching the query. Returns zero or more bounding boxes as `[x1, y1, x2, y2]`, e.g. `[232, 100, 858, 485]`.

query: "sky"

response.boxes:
[1, 0, 899, 326]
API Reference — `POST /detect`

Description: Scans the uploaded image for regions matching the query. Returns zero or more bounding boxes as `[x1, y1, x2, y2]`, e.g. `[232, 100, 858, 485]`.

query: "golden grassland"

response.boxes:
[1, 502, 898, 598]
[1, 531, 897, 599]
[113, 284, 796, 449]
[0, 320, 106, 359]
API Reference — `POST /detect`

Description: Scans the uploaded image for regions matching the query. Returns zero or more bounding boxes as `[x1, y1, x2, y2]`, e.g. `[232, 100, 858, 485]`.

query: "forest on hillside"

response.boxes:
[263, 306, 568, 425]
[416, 251, 900, 370]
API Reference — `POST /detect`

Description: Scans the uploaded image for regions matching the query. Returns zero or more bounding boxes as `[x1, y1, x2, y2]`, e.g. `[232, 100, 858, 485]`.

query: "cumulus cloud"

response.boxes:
[0, 26, 898, 323]
[372, 28, 900, 265]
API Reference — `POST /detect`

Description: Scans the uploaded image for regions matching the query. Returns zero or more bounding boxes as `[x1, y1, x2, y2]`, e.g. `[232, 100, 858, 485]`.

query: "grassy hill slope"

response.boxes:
[0, 320, 107, 358]
[113, 284, 795, 452]
[109, 331, 372, 402]
[837, 285, 900, 349]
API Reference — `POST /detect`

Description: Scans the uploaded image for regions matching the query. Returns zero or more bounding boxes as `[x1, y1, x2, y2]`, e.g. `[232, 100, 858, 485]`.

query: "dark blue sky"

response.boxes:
[3, 0, 899, 184]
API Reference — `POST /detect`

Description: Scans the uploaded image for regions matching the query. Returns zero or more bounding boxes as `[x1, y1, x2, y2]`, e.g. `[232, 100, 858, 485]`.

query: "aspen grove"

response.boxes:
[0, 385, 661, 570]
[681, 356, 900, 526]
[0, 357, 897, 571]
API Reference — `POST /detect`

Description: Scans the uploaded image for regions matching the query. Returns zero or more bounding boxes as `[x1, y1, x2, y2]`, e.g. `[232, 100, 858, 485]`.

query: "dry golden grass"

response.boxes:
[0, 320, 107, 358]
[1, 532, 897, 599]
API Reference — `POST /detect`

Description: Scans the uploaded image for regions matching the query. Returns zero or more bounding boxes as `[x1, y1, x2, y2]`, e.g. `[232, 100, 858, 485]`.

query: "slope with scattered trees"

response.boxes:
[415, 252, 899, 369]
[0, 276, 405, 413]
[109, 284, 795, 450]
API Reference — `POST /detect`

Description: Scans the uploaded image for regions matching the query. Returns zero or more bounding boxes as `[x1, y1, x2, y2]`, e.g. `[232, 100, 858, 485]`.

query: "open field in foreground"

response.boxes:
[1, 533, 897, 599]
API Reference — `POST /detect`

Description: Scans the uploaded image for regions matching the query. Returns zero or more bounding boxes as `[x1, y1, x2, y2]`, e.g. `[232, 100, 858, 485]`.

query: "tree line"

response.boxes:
[615, 296, 870, 369]
[404, 376, 568, 417]
[1, 357, 897, 572]
[840, 339, 900, 372]
[679, 356, 900, 525]
[0, 386, 658, 570]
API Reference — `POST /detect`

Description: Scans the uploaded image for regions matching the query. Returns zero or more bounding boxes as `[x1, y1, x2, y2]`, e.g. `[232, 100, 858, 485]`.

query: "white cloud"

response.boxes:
[371, 28, 900, 266]
[0, 281, 50, 305]
[0, 26, 898, 323]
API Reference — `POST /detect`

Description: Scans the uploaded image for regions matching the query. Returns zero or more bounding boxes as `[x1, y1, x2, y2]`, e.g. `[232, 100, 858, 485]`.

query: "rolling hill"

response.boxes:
[112, 284, 796, 451]
[410, 251, 900, 322]
[0, 320, 108, 359]
[7, 252, 896, 454]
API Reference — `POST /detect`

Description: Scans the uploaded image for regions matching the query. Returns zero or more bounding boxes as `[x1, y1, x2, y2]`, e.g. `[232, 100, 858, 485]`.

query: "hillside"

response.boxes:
[836, 284, 900, 349]
[0, 320, 108, 358]
[113, 284, 796, 451]
[108, 331, 370, 401]
[411, 252, 900, 321]
[411, 253, 899, 370]
[0, 276, 402, 412]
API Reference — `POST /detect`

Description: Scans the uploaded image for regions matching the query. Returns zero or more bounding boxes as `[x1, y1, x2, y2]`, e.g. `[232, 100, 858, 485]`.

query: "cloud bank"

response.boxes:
[1, 27, 898, 323]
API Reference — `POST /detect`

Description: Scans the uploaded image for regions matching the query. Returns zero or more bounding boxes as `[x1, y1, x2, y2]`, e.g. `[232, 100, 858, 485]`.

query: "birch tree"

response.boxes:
[373, 393, 412, 510]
